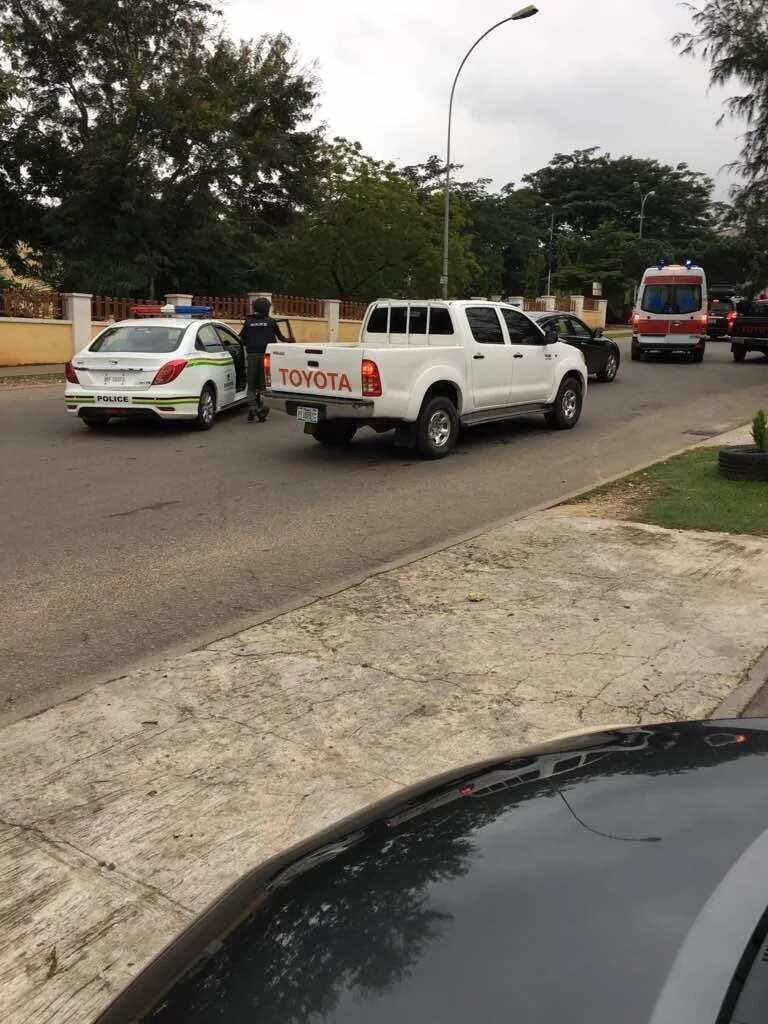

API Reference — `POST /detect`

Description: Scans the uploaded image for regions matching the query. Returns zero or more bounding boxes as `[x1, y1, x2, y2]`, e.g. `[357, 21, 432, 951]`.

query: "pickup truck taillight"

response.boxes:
[152, 359, 188, 385]
[631, 313, 640, 327]
[264, 353, 271, 389]
[64, 361, 79, 384]
[362, 359, 382, 397]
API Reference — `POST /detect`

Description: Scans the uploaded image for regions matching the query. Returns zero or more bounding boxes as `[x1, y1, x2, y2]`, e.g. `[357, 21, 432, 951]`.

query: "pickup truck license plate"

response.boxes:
[297, 406, 319, 423]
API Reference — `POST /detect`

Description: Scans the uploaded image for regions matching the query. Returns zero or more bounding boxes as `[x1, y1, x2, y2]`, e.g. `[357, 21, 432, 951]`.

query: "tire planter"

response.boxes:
[718, 445, 768, 481]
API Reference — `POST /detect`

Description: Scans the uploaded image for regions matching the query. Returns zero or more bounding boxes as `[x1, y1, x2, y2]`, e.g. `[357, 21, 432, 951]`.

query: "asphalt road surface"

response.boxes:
[3, 339, 768, 723]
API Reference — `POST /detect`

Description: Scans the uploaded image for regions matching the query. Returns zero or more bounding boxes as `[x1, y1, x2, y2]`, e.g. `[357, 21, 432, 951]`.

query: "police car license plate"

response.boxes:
[104, 374, 126, 386]
[297, 406, 319, 423]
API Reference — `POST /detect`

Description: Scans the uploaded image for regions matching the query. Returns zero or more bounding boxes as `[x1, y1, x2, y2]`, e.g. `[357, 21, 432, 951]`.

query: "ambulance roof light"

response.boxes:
[656, 259, 667, 270]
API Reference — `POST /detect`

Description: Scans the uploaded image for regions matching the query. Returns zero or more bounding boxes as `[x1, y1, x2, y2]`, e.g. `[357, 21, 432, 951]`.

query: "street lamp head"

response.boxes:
[648, 190, 657, 197]
[511, 4, 539, 19]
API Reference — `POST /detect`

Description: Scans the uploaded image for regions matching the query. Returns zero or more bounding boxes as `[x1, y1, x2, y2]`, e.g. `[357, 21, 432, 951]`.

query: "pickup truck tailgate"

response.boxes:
[268, 344, 364, 400]
[733, 312, 768, 341]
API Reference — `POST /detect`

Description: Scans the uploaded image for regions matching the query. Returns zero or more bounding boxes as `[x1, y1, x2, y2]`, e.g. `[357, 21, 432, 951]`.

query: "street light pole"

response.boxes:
[545, 203, 556, 296]
[633, 181, 656, 240]
[441, 5, 539, 300]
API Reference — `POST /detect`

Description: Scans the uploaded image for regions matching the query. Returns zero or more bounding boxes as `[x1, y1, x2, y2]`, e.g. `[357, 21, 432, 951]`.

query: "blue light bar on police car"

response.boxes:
[174, 305, 213, 316]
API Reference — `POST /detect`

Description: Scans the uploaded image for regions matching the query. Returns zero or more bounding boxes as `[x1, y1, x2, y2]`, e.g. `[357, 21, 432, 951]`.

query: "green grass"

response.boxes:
[601, 448, 768, 536]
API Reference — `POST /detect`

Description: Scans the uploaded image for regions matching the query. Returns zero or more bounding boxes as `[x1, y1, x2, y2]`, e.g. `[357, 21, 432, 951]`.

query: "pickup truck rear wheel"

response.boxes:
[732, 345, 747, 363]
[313, 421, 357, 446]
[416, 396, 458, 459]
[545, 377, 583, 430]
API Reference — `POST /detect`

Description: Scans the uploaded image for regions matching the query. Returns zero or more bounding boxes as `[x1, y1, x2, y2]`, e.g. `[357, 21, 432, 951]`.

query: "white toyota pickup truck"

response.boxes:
[263, 299, 588, 458]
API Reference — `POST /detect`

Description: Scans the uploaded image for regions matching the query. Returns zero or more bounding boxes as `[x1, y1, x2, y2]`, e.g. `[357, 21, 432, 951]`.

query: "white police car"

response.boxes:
[65, 306, 249, 430]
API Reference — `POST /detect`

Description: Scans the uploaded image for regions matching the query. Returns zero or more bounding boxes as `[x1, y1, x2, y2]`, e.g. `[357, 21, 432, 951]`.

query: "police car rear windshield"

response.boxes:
[90, 326, 185, 354]
[641, 284, 702, 315]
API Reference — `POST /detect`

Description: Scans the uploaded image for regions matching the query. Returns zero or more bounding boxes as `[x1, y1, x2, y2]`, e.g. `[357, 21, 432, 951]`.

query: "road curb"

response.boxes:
[712, 646, 768, 719]
[7, 418, 751, 730]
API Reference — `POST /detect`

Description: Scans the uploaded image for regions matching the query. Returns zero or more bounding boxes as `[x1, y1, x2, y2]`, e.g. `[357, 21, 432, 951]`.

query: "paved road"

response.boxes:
[3, 339, 767, 723]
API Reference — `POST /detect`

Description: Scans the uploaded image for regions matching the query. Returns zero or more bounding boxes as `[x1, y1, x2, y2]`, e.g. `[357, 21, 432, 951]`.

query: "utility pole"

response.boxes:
[545, 203, 556, 296]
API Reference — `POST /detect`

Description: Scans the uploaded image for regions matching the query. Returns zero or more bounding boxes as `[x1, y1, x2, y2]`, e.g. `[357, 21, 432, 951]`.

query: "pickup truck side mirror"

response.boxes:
[543, 325, 559, 345]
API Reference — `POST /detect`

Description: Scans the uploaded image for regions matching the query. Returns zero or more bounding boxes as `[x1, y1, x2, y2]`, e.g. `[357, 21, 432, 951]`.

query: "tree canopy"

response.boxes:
[673, 0, 768, 201]
[0, 0, 323, 295]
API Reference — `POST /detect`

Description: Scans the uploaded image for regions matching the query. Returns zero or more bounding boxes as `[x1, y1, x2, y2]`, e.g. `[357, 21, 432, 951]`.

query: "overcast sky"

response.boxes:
[226, 0, 742, 199]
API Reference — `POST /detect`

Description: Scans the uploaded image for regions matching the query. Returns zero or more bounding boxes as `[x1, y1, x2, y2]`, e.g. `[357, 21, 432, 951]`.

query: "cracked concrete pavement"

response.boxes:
[4, 506, 768, 1023]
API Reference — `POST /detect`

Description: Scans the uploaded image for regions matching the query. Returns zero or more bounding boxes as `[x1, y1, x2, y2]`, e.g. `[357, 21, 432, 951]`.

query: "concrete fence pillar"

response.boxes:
[164, 293, 194, 317]
[324, 299, 340, 343]
[570, 295, 585, 317]
[247, 292, 273, 313]
[62, 293, 93, 356]
[507, 295, 524, 309]
[542, 295, 556, 311]
[597, 298, 608, 329]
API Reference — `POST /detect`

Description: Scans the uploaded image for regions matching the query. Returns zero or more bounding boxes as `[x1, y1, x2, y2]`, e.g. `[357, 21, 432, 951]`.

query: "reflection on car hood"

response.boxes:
[99, 721, 768, 1024]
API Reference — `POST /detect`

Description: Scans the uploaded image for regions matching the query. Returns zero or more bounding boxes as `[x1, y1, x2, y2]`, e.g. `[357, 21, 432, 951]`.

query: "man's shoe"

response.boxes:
[247, 409, 256, 422]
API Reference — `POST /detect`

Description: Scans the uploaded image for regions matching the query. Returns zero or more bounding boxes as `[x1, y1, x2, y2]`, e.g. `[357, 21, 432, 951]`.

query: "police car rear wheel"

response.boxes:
[194, 384, 216, 431]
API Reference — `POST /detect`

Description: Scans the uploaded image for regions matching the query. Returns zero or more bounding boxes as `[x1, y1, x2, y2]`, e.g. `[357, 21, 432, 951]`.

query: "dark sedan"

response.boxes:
[531, 310, 620, 381]
[97, 720, 768, 1024]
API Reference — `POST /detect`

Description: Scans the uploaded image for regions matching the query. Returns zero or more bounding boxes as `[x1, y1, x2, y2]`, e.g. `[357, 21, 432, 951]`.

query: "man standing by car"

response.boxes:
[240, 297, 287, 422]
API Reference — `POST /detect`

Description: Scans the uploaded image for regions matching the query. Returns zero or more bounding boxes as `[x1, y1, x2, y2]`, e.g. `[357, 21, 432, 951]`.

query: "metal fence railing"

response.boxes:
[340, 300, 368, 321]
[582, 297, 601, 312]
[192, 295, 249, 320]
[553, 294, 576, 313]
[91, 296, 148, 321]
[0, 290, 370, 323]
[523, 298, 548, 312]
[0, 289, 63, 319]
[272, 293, 325, 319]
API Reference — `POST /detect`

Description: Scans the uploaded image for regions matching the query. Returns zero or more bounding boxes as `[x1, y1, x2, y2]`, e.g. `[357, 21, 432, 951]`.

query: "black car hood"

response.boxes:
[99, 721, 768, 1024]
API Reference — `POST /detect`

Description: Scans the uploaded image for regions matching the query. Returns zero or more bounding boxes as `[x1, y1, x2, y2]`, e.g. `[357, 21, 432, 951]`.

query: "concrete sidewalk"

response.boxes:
[3, 481, 768, 1022]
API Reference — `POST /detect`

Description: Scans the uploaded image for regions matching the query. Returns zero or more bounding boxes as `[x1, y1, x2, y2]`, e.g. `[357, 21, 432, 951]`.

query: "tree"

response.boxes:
[400, 157, 548, 298]
[278, 141, 476, 300]
[0, 0, 324, 295]
[673, 0, 768, 200]
[552, 221, 661, 320]
[522, 148, 713, 243]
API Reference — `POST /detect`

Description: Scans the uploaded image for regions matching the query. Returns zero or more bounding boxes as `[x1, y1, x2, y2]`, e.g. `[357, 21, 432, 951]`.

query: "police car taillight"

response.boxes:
[264, 353, 271, 389]
[361, 359, 382, 397]
[152, 359, 187, 386]
[64, 361, 79, 384]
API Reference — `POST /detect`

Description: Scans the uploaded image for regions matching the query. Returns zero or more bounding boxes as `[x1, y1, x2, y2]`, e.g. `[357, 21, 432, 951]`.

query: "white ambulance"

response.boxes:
[631, 261, 708, 362]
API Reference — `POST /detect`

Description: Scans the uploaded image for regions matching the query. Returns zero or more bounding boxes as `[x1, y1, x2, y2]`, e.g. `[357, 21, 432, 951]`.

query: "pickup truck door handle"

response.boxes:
[473, 354, 485, 360]
[513, 353, 524, 359]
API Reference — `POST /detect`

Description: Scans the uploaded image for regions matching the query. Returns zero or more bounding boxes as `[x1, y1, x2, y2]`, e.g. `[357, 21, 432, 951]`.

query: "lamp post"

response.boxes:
[545, 202, 556, 296]
[441, 5, 539, 300]
[633, 181, 656, 239]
